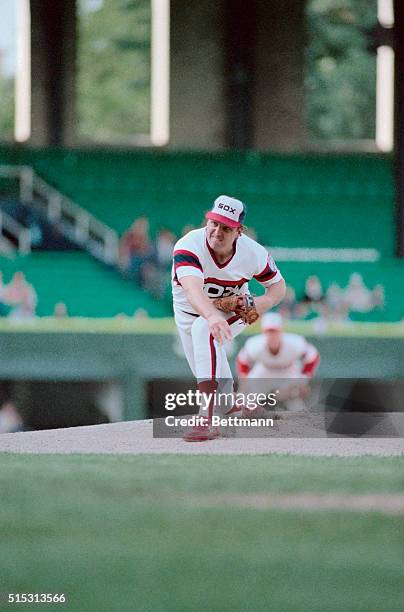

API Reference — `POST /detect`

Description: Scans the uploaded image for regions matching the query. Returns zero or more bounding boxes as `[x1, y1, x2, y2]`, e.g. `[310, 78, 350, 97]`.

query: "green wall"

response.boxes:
[0, 330, 402, 420]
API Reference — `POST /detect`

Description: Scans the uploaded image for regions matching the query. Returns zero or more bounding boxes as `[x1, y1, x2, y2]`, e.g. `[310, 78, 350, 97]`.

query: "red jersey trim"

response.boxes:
[302, 353, 320, 377]
[174, 261, 203, 271]
[204, 277, 248, 287]
[173, 249, 203, 272]
[254, 261, 277, 282]
[173, 248, 200, 258]
[206, 238, 237, 269]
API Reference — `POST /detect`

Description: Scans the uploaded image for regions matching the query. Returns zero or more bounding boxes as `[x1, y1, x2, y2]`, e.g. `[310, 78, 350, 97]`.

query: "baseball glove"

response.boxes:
[213, 294, 259, 325]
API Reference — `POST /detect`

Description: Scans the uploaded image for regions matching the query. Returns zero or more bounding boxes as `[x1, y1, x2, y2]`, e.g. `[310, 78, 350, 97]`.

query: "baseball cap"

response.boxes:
[206, 195, 246, 228]
[261, 312, 283, 331]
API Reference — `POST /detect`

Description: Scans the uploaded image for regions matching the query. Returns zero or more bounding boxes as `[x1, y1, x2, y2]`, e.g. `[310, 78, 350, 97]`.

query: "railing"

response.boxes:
[0, 210, 31, 254]
[0, 165, 119, 264]
[0, 166, 32, 254]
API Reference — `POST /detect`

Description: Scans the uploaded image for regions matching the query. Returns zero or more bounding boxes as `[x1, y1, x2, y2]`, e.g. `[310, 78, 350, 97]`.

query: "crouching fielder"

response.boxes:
[236, 313, 320, 413]
[172, 195, 286, 441]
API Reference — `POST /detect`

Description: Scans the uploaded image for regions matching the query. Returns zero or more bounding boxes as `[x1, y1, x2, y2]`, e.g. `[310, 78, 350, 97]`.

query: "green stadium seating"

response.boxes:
[267, 260, 404, 322]
[0, 251, 169, 317]
[0, 146, 401, 320]
[0, 146, 395, 254]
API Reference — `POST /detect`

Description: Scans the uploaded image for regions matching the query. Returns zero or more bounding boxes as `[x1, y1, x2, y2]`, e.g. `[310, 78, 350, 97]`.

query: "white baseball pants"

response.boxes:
[174, 308, 246, 381]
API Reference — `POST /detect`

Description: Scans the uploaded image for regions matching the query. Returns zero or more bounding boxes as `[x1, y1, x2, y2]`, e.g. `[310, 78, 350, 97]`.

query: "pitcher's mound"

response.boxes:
[0, 418, 403, 456]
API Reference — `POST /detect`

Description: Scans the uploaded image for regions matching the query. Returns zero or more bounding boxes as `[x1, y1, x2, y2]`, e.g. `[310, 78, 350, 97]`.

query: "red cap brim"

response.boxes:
[206, 212, 241, 228]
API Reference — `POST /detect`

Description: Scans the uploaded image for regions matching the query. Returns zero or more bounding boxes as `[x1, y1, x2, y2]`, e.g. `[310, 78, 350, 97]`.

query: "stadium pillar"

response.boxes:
[394, 1, 404, 257]
[30, 0, 77, 147]
[170, 0, 226, 149]
[224, 0, 256, 149]
[253, 0, 306, 151]
[170, 0, 305, 150]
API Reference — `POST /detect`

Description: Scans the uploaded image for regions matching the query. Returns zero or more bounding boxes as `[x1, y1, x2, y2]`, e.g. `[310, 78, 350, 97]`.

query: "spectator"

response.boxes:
[155, 228, 176, 270]
[140, 261, 166, 298]
[3, 272, 37, 318]
[298, 274, 325, 318]
[8, 302, 37, 321]
[302, 275, 324, 304]
[53, 302, 68, 318]
[133, 308, 149, 319]
[277, 285, 297, 319]
[343, 273, 373, 313]
[119, 217, 154, 280]
[371, 284, 385, 310]
[326, 282, 349, 321]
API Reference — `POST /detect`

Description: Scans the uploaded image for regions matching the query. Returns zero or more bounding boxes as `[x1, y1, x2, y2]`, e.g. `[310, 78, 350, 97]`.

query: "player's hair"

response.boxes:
[239, 201, 247, 224]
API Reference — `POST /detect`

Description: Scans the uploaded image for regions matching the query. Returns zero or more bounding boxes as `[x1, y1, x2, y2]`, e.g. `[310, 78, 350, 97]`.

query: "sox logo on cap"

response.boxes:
[206, 195, 246, 228]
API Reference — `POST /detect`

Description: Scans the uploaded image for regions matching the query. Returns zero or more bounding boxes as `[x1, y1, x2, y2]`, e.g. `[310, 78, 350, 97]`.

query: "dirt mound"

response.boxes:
[0, 419, 403, 456]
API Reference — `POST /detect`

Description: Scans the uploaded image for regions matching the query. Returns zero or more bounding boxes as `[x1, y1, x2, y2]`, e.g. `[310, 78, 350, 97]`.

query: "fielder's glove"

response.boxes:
[213, 294, 259, 325]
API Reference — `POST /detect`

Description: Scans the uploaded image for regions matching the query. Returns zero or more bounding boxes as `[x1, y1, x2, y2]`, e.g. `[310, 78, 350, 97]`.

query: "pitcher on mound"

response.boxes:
[172, 195, 286, 441]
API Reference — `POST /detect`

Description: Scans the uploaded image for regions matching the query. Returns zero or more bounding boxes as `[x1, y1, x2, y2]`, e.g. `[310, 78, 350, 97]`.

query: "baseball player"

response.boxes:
[172, 195, 286, 441]
[236, 312, 320, 413]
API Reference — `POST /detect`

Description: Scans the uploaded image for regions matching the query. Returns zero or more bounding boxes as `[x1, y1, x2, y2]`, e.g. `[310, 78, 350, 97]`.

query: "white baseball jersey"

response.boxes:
[172, 228, 282, 315]
[237, 333, 320, 378]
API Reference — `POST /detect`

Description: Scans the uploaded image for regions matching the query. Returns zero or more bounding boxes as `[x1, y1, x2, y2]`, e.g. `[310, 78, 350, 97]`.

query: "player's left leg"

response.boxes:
[184, 315, 247, 442]
[173, 311, 220, 442]
[190, 315, 246, 420]
[191, 314, 246, 381]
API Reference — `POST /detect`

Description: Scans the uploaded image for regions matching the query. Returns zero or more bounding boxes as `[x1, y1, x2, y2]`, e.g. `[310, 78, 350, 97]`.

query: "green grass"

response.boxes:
[1, 454, 404, 612]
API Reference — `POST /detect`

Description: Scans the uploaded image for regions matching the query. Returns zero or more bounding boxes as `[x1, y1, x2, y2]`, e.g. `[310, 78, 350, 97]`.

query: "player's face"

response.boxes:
[265, 329, 282, 350]
[206, 220, 240, 253]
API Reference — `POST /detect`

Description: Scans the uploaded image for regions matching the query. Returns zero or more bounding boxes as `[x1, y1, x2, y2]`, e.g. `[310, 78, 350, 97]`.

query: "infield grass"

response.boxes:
[1, 454, 404, 612]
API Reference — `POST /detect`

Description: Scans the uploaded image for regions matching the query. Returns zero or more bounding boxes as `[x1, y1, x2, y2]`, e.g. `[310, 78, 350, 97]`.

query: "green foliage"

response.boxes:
[77, 0, 151, 142]
[0, 73, 14, 139]
[306, 0, 378, 141]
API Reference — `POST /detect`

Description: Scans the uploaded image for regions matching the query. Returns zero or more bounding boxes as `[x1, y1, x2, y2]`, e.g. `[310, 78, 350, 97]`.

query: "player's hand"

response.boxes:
[213, 294, 259, 325]
[206, 313, 232, 344]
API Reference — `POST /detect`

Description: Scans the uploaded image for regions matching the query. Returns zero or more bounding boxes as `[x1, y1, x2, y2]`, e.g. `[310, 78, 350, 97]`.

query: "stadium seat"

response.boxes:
[0, 146, 400, 320]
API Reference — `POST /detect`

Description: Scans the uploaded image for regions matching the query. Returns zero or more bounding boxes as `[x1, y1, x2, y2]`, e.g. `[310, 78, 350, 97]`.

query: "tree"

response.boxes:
[0, 70, 14, 139]
[77, 0, 151, 142]
[306, 0, 378, 141]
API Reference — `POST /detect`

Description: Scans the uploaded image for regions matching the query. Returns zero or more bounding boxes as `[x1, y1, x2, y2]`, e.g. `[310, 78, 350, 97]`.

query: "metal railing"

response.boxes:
[0, 165, 32, 254]
[0, 165, 119, 264]
[0, 210, 31, 254]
